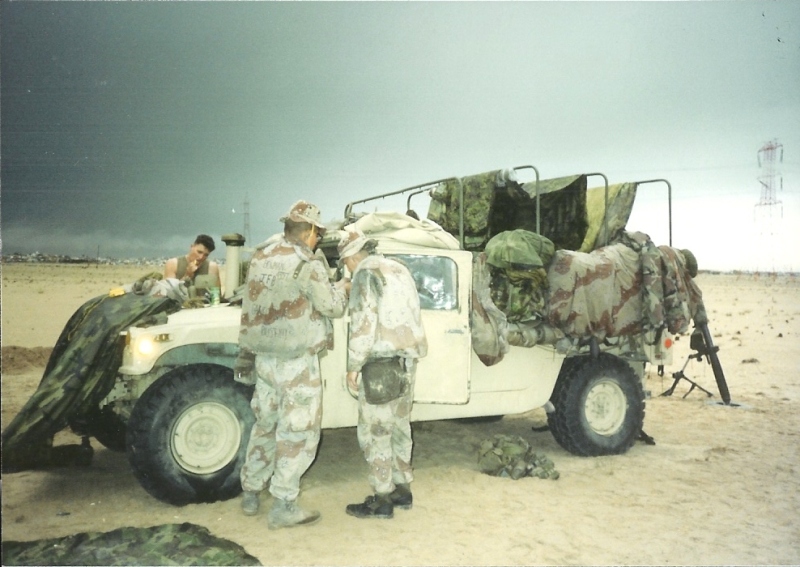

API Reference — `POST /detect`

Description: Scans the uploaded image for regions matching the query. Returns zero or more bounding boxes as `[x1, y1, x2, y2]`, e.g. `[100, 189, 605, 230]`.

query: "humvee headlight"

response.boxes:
[136, 336, 156, 356]
[135, 334, 171, 357]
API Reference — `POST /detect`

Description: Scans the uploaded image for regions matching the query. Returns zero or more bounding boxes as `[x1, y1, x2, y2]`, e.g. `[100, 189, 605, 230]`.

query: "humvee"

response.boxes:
[8, 166, 718, 506]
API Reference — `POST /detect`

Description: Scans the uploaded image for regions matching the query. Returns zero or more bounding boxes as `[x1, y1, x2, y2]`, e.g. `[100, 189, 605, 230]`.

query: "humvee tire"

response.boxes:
[547, 354, 644, 456]
[126, 364, 254, 505]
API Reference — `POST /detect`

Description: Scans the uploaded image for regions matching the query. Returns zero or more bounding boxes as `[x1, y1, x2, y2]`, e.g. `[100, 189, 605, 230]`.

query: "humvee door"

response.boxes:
[390, 252, 472, 404]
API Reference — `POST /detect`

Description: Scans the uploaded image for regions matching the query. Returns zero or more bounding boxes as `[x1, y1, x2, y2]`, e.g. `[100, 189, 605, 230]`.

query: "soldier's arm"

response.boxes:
[209, 261, 222, 289]
[303, 260, 347, 319]
[347, 269, 380, 372]
[164, 257, 178, 279]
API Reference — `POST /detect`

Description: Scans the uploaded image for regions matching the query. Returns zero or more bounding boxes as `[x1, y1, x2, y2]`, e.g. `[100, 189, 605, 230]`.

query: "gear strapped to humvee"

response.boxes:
[2, 164, 730, 506]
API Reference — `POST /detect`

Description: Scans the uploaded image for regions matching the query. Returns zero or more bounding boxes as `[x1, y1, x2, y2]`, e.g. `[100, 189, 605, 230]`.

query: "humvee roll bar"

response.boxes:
[343, 168, 673, 251]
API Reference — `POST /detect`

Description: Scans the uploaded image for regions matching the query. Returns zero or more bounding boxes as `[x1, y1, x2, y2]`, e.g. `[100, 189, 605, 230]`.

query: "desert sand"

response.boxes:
[2, 262, 799, 566]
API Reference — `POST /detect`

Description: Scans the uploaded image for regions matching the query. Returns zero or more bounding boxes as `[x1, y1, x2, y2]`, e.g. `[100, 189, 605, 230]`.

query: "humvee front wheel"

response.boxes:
[547, 354, 644, 456]
[126, 364, 254, 505]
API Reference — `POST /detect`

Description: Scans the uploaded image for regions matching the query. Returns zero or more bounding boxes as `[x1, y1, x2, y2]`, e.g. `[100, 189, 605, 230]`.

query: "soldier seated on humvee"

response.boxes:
[164, 234, 221, 289]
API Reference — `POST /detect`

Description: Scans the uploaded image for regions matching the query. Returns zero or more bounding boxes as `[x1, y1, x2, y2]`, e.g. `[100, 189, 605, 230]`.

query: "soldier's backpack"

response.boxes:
[477, 434, 559, 480]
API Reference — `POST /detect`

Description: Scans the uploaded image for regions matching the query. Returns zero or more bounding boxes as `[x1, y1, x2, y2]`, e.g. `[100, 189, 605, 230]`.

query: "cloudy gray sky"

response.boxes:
[2, 1, 799, 271]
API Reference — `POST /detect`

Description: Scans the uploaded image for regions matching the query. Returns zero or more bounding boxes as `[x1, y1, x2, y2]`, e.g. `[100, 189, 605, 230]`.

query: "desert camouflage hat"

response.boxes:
[279, 200, 326, 230]
[338, 229, 374, 259]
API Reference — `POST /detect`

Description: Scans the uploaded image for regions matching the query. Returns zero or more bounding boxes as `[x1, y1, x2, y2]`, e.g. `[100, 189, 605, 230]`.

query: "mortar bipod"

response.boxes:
[661, 323, 736, 406]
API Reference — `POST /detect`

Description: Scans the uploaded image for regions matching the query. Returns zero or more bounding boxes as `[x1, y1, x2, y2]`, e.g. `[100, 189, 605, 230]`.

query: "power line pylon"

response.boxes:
[242, 194, 251, 245]
[756, 139, 783, 210]
[754, 139, 784, 272]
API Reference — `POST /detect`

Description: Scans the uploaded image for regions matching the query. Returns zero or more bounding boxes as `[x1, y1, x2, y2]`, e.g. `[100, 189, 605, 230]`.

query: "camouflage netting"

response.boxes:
[426, 169, 642, 255]
[2, 291, 180, 472]
[426, 169, 702, 345]
[2, 523, 261, 566]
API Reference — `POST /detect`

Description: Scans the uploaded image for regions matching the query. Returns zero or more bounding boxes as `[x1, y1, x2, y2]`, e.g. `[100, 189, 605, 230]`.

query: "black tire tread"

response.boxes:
[126, 364, 253, 506]
[548, 354, 644, 457]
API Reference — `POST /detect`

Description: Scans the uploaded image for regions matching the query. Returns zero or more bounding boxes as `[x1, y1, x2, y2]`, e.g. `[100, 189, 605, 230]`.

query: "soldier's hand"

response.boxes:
[346, 371, 359, 395]
[234, 351, 257, 385]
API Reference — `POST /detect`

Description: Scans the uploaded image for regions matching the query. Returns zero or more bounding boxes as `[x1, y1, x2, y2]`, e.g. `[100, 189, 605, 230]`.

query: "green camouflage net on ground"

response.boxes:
[2, 523, 261, 566]
[478, 434, 559, 480]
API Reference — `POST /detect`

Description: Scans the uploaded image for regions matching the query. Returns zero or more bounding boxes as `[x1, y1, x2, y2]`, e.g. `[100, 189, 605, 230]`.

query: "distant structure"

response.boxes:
[232, 194, 252, 245]
[754, 139, 784, 272]
[242, 194, 251, 245]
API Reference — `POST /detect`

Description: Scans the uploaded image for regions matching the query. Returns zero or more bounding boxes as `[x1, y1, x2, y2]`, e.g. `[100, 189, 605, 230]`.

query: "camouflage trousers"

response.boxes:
[240, 353, 322, 502]
[357, 359, 416, 495]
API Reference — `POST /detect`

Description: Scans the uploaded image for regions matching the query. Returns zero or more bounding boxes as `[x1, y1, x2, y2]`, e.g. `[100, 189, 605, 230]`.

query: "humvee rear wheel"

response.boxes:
[547, 354, 644, 456]
[126, 364, 254, 506]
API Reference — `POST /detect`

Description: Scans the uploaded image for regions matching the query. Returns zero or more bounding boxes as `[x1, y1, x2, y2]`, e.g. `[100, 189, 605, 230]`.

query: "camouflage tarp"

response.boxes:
[470, 252, 510, 366]
[513, 175, 589, 251]
[427, 169, 520, 250]
[580, 182, 638, 252]
[546, 231, 704, 342]
[2, 292, 180, 472]
[546, 242, 643, 340]
[2, 523, 261, 566]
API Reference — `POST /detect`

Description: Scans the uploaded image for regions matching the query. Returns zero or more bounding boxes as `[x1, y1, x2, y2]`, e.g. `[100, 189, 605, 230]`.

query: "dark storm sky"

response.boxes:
[1, 1, 799, 270]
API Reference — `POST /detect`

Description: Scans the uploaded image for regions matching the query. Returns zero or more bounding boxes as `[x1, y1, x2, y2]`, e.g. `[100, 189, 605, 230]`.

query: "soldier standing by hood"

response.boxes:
[339, 229, 428, 519]
[236, 201, 348, 530]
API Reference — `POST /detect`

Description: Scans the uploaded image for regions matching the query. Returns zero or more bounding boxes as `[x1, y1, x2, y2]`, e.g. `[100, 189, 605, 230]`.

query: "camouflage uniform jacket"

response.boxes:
[347, 254, 428, 372]
[239, 236, 346, 359]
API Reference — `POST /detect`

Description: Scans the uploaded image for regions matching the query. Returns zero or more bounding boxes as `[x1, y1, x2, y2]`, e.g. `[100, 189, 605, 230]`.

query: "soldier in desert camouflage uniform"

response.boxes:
[338, 229, 428, 519]
[236, 201, 348, 530]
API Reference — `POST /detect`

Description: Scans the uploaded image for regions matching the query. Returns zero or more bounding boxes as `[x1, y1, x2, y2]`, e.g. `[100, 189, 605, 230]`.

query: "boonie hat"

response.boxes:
[280, 200, 326, 230]
[338, 229, 369, 259]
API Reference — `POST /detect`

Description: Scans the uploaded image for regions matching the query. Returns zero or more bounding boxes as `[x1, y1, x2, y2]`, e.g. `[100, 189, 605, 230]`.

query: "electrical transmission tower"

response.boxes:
[754, 139, 784, 272]
[242, 194, 251, 245]
[756, 139, 783, 211]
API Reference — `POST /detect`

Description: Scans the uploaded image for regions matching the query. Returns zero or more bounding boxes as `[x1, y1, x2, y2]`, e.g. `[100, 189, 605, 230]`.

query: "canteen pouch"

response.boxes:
[361, 357, 407, 405]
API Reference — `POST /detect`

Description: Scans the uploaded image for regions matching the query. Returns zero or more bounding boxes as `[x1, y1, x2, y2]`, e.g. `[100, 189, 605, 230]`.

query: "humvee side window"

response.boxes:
[390, 254, 458, 311]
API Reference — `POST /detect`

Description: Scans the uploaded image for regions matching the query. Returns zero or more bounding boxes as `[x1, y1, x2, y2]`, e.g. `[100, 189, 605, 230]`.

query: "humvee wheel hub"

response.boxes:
[584, 379, 626, 436]
[171, 402, 242, 474]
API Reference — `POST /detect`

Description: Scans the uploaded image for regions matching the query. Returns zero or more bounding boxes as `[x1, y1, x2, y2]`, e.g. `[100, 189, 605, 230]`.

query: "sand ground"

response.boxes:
[2, 263, 799, 565]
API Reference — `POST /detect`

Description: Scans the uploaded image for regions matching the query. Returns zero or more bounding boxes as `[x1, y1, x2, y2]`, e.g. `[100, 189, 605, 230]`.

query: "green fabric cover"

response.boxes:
[2, 292, 180, 472]
[2, 523, 261, 566]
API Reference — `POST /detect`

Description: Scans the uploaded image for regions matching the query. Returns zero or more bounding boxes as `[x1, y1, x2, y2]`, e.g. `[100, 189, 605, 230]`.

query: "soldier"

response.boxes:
[236, 201, 348, 529]
[164, 234, 221, 288]
[338, 229, 428, 519]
